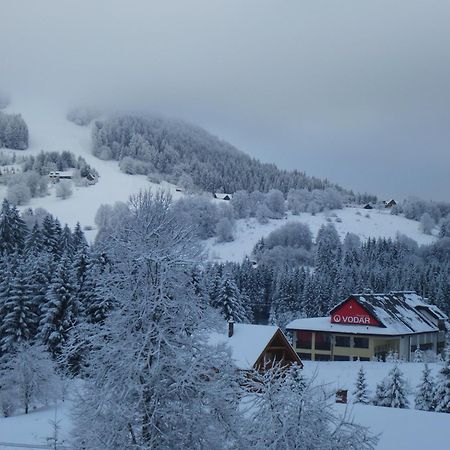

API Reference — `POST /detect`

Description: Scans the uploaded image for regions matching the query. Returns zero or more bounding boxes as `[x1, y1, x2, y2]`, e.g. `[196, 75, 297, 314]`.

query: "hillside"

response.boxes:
[205, 206, 437, 263]
[0, 95, 182, 240]
[0, 97, 437, 253]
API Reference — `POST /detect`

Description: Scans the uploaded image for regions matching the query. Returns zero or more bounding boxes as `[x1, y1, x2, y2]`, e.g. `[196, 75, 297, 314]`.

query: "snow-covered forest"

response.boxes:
[92, 115, 352, 195]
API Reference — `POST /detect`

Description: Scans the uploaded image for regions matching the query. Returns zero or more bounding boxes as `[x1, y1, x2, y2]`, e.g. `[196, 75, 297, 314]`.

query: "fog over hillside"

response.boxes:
[1, 0, 450, 201]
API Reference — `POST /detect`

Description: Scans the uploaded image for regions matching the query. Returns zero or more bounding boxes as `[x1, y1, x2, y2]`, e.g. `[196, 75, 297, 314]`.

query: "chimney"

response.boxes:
[228, 319, 235, 338]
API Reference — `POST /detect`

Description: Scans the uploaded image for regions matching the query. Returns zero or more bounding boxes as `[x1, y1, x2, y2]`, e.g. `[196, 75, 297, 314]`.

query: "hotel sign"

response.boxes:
[330, 297, 380, 326]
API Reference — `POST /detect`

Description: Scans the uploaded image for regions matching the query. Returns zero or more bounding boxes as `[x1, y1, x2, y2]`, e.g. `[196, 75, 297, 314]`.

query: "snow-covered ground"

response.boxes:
[205, 207, 437, 263]
[0, 362, 447, 449]
[0, 400, 71, 449]
[302, 361, 449, 450]
[0, 94, 182, 241]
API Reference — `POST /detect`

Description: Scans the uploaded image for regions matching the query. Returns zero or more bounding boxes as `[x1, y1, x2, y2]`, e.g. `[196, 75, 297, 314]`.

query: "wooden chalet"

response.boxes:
[287, 291, 448, 362]
[213, 192, 232, 201]
[384, 199, 397, 208]
[209, 322, 302, 371]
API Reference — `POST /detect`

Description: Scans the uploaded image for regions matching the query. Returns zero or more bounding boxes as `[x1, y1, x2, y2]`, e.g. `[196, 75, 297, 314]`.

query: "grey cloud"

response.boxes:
[1, 0, 449, 200]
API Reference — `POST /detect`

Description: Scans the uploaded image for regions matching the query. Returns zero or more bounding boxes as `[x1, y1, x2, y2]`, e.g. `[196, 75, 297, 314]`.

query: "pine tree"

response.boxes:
[0, 263, 36, 352]
[380, 365, 409, 408]
[38, 255, 79, 356]
[353, 366, 370, 404]
[24, 222, 43, 255]
[215, 272, 250, 323]
[373, 380, 387, 406]
[0, 200, 27, 255]
[413, 345, 424, 363]
[433, 347, 450, 413]
[415, 364, 435, 411]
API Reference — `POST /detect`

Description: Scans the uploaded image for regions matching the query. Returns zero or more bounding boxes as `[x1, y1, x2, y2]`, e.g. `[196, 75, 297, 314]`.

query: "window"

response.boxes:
[359, 357, 370, 362]
[333, 355, 350, 361]
[315, 332, 331, 351]
[298, 352, 312, 360]
[354, 337, 369, 349]
[315, 354, 331, 361]
[335, 336, 351, 347]
[297, 331, 312, 349]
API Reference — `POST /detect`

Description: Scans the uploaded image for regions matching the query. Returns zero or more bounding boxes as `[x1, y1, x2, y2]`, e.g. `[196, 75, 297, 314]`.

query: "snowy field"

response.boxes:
[0, 362, 447, 450]
[0, 94, 182, 241]
[303, 361, 449, 450]
[205, 207, 437, 263]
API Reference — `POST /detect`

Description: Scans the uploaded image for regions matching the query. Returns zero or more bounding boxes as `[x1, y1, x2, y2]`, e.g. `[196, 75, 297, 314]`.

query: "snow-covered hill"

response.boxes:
[0, 95, 182, 240]
[205, 207, 437, 263]
[0, 97, 436, 253]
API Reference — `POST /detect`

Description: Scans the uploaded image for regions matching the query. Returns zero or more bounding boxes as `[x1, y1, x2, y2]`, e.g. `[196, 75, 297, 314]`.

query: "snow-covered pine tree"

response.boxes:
[24, 222, 44, 255]
[0, 262, 35, 352]
[379, 365, 409, 408]
[38, 255, 79, 356]
[415, 364, 435, 411]
[41, 215, 61, 256]
[215, 271, 251, 323]
[353, 366, 370, 404]
[433, 346, 450, 413]
[72, 222, 88, 253]
[0, 199, 27, 255]
[413, 345, 424, 363]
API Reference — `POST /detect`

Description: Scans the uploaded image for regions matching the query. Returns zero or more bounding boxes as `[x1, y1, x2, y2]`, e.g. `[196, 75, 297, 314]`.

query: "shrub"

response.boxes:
[56, 180, 73, 199]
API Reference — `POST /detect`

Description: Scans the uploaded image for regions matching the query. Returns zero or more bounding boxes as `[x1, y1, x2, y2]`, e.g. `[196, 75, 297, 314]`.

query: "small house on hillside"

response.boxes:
[49, 171, 74, 182]
[363, 203, 373, 210]
[213, 192, 232, 201]
[384, 199, 397, 208]
[209, 322, 302, 371]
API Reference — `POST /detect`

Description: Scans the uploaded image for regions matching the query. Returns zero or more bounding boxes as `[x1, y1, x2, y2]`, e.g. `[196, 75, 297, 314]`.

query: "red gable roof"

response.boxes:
[329, 296, 382, 327]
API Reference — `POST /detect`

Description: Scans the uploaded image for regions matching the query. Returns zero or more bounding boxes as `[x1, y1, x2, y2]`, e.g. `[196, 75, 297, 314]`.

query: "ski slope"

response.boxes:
[0, 94, 182, 241]
[205, 207, 437, 263]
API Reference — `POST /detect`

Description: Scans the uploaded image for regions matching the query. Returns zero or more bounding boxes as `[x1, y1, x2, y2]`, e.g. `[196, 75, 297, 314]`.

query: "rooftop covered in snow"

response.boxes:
[287, 292, 447, 336]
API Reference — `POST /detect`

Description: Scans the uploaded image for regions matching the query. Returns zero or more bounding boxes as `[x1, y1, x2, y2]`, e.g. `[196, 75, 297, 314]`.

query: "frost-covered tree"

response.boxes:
[415, 364, 435, 411]
[215, 217, 235, 242]
[38, 255, 79, 356]
[0, 264, 35, 352]
[71, 191, 244, 449]
[244, 363, 377, 450]
[214, 271, 251, 323]
[0, 343, 60, 414]
[420, 212, 435, 235]
[55, 180, 73, 199]
[433, 347, 450, 413]
[353, 367, 370, 404]
[413, 345, 424, 363]
[376, 365, 409, 408]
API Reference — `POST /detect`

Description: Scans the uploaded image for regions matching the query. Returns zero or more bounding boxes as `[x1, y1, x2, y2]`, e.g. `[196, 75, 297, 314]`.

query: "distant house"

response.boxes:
[287, 291, 448, 362]
[363, 203, 373, 210]
[49, 171, 73, 182]
[209, 322, 302, 371]
[213, 193, 232, 201]
[384, 199, 397, 208]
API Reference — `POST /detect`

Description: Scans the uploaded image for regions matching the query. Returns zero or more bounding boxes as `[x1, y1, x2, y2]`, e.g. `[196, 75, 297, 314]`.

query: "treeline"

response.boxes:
[0, 111, 28, 150]
[204, 222, 450, 329]
[92, 115, 349, 195]
[392, 197, 450, 236]
[0, 200, 108, 365]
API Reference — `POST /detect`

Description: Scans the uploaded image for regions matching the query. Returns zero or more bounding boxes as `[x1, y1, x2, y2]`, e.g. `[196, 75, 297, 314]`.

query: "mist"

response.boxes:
[1, 0, 450, 201]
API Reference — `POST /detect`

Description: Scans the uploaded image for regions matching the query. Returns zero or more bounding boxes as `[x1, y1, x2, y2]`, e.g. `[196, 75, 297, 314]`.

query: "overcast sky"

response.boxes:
[1, 0, 449, 201]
